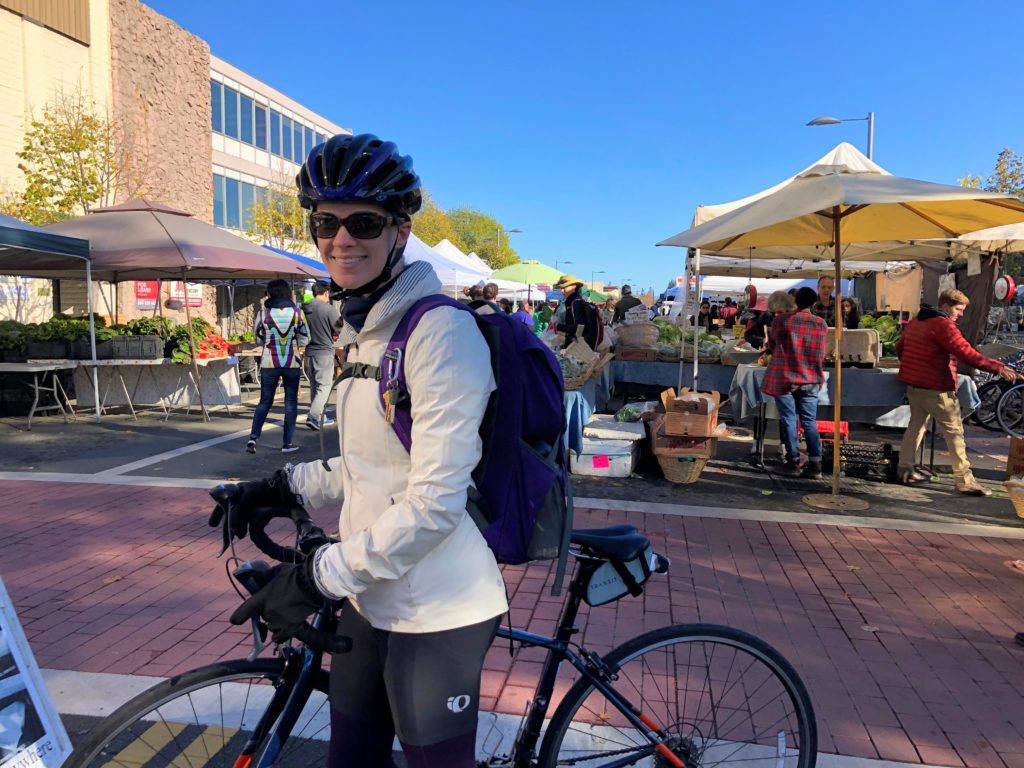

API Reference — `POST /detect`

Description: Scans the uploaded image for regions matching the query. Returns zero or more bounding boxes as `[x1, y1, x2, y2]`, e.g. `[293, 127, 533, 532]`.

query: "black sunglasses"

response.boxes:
[309, 211, 394, 240]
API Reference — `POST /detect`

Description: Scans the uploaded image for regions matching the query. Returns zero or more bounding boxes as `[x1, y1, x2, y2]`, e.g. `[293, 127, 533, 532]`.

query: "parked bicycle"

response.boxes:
[67, 486, 817, 768]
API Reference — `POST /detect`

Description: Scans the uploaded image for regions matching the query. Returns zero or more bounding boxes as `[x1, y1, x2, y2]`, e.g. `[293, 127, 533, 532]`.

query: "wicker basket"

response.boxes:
[564, 363, 596, 391]
[657, 455, 708, 484]
[616, 323, 660, 348]
[1004, 482, 1024, 519]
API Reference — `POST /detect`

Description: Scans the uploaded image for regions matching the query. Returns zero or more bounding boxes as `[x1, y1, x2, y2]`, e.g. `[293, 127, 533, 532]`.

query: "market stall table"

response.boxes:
[610, 360, 735, 395]
[0, 362, 77, 429]
[70, 357, 241, 419]
[728, 364, 979, 426]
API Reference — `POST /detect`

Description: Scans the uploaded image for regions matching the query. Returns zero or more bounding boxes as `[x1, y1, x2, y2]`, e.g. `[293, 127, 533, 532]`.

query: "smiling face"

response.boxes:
[314, 201, 411, 291]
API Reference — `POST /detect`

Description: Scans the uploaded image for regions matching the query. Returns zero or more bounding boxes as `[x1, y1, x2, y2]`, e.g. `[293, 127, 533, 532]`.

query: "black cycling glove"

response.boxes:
[208, 469, 299, 541]
[229, 550, 328, 643]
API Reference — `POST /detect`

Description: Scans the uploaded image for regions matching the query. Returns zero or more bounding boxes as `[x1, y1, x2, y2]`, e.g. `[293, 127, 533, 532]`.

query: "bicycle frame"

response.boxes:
[498, 565, 685, 768]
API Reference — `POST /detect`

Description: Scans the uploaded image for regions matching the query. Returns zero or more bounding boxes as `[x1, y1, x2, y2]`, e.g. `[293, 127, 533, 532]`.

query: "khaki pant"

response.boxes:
[899, 385, 974, 485]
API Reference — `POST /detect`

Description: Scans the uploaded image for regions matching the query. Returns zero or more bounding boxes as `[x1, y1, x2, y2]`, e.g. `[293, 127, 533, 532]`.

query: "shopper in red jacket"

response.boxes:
[896, 288, 1018, 494]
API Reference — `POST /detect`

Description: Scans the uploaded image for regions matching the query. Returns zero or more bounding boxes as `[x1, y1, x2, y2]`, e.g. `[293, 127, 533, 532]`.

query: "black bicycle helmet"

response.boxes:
[296, 133, 422, 217]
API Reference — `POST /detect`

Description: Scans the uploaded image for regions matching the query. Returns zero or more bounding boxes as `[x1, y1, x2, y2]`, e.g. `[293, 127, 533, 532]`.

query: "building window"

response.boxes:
[223, 87, 239, 139]
[213, 173, 225, 226]
[240, 95, 254, 144]
[270, 110, 281, 155]
[210, 81, 222, 133]
[254, 106, 267, 150]
[281, 116, 293, 160]
[241, 183, 255, 230]
[304, 126, 314, 158]
[293, 121, 303, 163]
[225, 177, 240, 228]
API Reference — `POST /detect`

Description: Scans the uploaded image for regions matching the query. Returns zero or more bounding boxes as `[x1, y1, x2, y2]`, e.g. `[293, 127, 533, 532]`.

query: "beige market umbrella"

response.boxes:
[659, 161, 1024, 506]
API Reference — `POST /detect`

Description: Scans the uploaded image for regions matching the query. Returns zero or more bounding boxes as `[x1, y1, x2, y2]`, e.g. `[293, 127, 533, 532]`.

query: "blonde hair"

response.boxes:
[938, 289, 969, 308]
[766, 290, 797, 313]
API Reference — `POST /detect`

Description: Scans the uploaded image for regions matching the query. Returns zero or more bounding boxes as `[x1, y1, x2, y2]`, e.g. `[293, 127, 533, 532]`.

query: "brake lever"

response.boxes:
[248, 617, 268, 662]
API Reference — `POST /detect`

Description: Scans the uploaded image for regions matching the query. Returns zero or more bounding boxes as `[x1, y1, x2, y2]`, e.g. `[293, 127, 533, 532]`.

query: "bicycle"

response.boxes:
[67, 486, 817, 768]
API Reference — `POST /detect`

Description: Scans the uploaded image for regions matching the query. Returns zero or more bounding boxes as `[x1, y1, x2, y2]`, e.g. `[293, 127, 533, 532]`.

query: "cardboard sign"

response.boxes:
[0, 578, 71, 768]
[623, 305, 649, 325]
[591, 455, 610, 469]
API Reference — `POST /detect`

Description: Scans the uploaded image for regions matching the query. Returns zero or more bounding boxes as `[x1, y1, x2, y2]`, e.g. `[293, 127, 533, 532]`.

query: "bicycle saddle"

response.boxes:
[571, 526, 648, 562]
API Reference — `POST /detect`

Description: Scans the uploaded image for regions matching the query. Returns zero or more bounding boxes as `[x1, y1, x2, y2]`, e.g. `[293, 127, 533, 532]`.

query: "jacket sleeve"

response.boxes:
[935, 319, 1003, 374]
[313, 308, 495, 599]
[559, 299, 581, 338]
[294, 307, 310, 347]
[253, 310, 266, 345]
[285, 456, 345, 510]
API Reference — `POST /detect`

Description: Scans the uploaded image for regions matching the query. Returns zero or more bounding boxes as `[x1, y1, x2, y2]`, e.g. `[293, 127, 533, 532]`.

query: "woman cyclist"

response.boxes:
[226, 134, 507, 767]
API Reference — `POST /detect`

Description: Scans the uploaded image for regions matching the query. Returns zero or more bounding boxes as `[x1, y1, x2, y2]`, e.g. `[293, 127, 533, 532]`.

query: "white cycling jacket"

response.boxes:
[287, 260, 508, 633]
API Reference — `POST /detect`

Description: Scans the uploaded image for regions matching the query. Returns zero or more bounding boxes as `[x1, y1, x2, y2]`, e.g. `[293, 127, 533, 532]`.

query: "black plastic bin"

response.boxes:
[73, 338, 114, 359]
[112, 335, 164, 359]
[25, 340, 72, 359]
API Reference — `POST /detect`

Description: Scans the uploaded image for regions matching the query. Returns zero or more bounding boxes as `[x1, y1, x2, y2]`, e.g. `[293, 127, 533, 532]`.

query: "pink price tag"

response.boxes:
[592, 455, 610, 469]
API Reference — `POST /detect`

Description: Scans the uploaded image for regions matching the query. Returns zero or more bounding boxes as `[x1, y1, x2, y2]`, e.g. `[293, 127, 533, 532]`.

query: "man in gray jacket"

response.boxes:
[302, 281, 340, 430]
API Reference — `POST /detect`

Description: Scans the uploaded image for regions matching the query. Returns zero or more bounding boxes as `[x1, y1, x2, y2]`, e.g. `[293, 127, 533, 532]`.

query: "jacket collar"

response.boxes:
[916, 303, 949, 321]
[336, 259, 441, 346]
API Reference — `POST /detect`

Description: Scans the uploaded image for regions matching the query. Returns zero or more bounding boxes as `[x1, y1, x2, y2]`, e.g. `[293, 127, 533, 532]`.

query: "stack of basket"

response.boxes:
[561, 336, 599, 391]
[648, 388, 721, 484]
[1004, 480, 1024, 519]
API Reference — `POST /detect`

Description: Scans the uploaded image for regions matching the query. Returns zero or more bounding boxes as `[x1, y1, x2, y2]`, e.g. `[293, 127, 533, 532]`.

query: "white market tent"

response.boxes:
[425, 239, 540, 299]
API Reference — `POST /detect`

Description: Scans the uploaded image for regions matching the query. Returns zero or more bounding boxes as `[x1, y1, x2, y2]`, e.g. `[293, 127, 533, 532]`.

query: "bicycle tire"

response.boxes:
[996, 383, 1024, 437]
[67, 659, 331, 768]
[537, 623, 817, 768]
[973, 380, 1011, 431]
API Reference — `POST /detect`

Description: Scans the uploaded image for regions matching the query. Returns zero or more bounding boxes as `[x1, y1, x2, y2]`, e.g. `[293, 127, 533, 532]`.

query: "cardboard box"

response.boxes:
[570, 438, 638, 477]
[1007, 437, 1024, 479]
[659, 387, 721, 437]
[616, 347, 656, 362]
[649, 414, 717, 458]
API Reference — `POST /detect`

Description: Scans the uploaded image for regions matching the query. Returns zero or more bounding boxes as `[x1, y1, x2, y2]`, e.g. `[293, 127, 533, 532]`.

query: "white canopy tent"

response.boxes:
[409, 237, 540, 298]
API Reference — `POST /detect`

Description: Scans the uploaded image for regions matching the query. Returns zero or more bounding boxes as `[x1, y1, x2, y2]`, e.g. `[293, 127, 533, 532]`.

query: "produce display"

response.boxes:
[859, 315, 901, 356]
[556, 350, 590, 379]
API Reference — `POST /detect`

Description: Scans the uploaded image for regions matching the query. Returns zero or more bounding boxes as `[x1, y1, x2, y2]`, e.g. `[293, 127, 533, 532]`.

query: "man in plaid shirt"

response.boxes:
[761, 286, 828, 478]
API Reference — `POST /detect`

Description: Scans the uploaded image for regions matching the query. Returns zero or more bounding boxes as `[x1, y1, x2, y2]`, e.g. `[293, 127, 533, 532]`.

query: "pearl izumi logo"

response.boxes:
[446, 694, 471, 713]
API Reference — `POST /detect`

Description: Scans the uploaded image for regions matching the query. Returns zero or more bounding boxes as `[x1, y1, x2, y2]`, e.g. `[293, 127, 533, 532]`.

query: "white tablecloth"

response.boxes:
[72, 358, 240, 408]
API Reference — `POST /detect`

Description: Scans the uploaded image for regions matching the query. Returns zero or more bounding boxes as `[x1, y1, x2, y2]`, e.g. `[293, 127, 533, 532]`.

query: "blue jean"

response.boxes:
[250, 367, 301, 445]
[774, 384, 822, 463]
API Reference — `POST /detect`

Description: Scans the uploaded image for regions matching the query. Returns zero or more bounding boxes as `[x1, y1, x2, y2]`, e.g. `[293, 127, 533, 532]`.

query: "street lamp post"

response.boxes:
[806, 112, 875, 159]
[555, 260, 572, 272]
[590, 270, 606, 290]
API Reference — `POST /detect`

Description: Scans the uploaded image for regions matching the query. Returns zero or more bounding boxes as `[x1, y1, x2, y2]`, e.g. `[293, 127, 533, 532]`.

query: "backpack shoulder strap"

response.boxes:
[383, 294, 474, 452]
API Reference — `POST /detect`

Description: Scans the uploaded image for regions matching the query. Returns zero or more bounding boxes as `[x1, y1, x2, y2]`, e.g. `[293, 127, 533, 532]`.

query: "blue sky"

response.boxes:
[146, 0, 1024, 293]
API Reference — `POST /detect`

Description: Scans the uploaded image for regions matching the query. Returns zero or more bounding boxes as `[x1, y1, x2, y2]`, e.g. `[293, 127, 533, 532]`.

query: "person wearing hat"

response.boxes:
[743, 294, 775, 349]
[612, 284, 642, 324]
[552, 274, 600, 350]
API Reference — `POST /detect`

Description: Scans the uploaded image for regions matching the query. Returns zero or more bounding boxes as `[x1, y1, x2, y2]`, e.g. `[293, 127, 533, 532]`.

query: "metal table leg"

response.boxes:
[26, 372, 40, 430]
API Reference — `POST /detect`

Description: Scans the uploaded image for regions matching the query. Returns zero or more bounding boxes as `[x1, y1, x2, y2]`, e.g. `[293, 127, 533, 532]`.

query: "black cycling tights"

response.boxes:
[327, 607, 501, 768]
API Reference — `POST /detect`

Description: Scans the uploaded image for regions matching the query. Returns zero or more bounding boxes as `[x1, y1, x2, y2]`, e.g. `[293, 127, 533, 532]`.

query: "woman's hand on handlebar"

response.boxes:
[208, 470, 299, 541]
[229, 552, 332, 644]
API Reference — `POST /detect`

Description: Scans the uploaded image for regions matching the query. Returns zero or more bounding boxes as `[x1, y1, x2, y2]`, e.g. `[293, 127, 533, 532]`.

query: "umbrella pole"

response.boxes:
[832, 217, 843, 496]
[181, 271, 210, 422]
[86, 260, 101, 423]
[803, 210, 868, 512]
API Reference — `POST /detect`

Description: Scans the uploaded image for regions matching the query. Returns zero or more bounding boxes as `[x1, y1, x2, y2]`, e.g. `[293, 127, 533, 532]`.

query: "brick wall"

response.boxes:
[107, 0, 217, 327]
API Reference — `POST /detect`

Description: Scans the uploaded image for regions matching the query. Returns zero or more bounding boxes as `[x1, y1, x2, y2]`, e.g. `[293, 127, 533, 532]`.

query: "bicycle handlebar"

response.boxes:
[208, 483, 349, 656]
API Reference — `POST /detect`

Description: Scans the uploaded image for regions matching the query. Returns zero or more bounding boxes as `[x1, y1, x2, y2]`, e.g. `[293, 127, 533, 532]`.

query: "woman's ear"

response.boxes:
[396, 218, 412, 249]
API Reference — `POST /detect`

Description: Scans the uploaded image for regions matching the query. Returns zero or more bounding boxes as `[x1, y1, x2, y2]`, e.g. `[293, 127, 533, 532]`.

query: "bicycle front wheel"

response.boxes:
[538, 624, 816, 768]
[996, 383, 1024, 437]
[973, 380, 1010, 430]
[68, 659, 331, 768]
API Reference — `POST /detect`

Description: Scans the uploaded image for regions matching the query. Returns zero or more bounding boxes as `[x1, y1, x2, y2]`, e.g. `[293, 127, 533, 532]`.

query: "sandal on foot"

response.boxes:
[900, 470, 927, 485]
[956, 482, 991, 497]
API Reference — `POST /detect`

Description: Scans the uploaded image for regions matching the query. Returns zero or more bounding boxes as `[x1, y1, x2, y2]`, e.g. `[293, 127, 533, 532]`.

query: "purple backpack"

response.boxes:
[366, 295, 571, 574]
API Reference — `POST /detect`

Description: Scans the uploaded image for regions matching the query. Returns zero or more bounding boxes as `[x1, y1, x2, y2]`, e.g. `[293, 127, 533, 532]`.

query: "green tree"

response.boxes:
[412, 199, 464, 249]
[959, 148, 1024, 195]
[448, 207, 520, 269]
[959, 148, 1024, 274]
[1, 88, 132, 225]
[246, 181, 309, 251]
